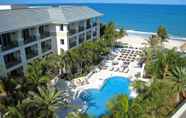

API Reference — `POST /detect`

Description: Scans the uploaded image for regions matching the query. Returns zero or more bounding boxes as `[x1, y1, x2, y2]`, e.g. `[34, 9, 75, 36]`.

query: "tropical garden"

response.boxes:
[1, 22, 186, 118]
[67, 26, 186, 118]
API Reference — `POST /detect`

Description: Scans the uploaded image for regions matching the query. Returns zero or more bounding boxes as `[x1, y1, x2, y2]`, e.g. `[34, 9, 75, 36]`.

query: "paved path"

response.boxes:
[172, 102, 186, 118]
[180, 110, 186, 118]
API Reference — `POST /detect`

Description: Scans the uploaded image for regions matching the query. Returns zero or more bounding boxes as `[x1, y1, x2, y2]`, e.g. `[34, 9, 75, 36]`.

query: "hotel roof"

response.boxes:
[0, 6, 103, 33]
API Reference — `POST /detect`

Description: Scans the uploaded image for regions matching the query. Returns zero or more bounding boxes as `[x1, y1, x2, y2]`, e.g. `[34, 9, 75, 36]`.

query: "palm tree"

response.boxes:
[144, 48, 156, 78]
[23, 86, 65, 118]
[128, 100, 144, 118]
[69, 48, 83, 74]
[103, 22, 116, 41]
[105, 94, 143, 118]
[132, 80, 146, 93]
[3, 102, 25, 118]
[116, 27, 127, 39]
[145, 48, 180, 80]
[154, 49, 171, 80]
[138, 79, 176, 118]
[0, 77, 31, 106]
[67, 112, 90, 118]
[63, 51, 76, 78]
[147, 35, 161, 48]
[0, 80, 5, 95]
[96, 39, 110, 55]
[44, 53, 65, 77]
[157, 25, 168, 43]
[170, 66, 186, 103]
[106, 94, 129, 118]
[26, 60, 50, 90]
[0, 79, 7, 113]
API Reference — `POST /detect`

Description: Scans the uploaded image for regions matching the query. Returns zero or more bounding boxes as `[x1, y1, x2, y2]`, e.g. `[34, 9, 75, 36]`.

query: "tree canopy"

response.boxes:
[157, 25, 169, 42]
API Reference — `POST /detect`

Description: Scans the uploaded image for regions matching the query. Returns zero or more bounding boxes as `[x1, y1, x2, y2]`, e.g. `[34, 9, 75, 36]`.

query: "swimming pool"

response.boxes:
[80, 76, 130, 117]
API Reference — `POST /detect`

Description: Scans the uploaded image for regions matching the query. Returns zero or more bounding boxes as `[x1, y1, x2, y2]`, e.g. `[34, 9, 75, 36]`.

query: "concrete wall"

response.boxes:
[55, 24, 69, 54]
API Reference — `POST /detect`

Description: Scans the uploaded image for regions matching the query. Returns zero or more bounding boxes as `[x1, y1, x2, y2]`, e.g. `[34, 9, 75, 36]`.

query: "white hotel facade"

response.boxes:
[0, 5, 102, 77]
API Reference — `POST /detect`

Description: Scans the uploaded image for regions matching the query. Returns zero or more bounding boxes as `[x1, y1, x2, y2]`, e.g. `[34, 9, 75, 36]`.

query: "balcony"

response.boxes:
[1, 41, 18, 51]
[93, 22, 97, 27]
[78, 26, 84, 32]
[68, 29, 77, 36]
[4, 51, 21, 69]
[79, 37, 85, 44]
[5, 60, 21, 69]
[42, 45, 51, 53]
[40, 32, 50, 39]
[8, 67, 24, 77]
[26, 51, 38, 60]
[25, 45, 38, 60]
[0, 32, 19, 51]
[69, 38, 77, 48]
[41, 40, 52, 53]
[86, 31, 92, 40]
[24, 35, 37, 44]
[86, 35, 91, 40]
[86, 19, 91, 29]
[69, 41, 76, 48]
[86, 24, 91, 29]
[93, 32, 97, 37]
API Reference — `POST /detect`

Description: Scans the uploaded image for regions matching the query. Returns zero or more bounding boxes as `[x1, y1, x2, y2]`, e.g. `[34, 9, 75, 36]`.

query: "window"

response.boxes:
[79, 21, 85, 32]
[86, 19, 91, 29]
[86, 31, 92, 40]
[39, 25, 49, 34]
[25, 44, 38, 59]
[8, 67, 24, 77]
[79, 33, 85, 44]
[0, 35, 2, 45]
[93, 18, 97, 27]
[39, 25, 50, 39]
[4, 51, 21, 69]
[22, 29, 30, 39]
[41, 39, 52, 53]
[22, 28, 37, 44]
[60, 25, 63, 31]
[61, 39, 64, 45]
[39, 26, 44, 34]
[2, 33, 12, 47]
[1, 32, 18, 51]
[69, 37, 77, 48]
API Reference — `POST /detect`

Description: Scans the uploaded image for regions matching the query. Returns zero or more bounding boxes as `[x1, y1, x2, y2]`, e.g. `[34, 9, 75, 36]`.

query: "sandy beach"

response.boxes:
[117, 34, 186, 50]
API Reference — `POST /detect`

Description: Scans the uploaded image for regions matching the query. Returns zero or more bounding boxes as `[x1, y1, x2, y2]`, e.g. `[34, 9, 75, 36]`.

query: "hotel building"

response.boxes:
[0, 5, 102, 77]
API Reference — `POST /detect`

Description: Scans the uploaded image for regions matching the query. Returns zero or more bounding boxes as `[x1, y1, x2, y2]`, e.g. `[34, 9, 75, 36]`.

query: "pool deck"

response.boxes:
[73, 60, 149, 99]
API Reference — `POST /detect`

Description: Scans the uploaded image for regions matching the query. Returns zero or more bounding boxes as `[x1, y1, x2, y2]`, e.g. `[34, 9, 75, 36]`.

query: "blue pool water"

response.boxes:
[80, 76, 130, 117]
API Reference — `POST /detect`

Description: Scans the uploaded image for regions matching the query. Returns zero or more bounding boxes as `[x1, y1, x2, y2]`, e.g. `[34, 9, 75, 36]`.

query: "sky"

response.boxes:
[0, 0, 186, 5]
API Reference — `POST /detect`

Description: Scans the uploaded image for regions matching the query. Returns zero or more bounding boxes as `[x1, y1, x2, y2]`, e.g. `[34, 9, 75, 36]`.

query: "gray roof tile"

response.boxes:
[0, 6, 103, 33]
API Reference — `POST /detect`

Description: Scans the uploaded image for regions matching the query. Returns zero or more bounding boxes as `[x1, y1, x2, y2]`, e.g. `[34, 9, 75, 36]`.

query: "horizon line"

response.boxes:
[0, 2, 186, 6]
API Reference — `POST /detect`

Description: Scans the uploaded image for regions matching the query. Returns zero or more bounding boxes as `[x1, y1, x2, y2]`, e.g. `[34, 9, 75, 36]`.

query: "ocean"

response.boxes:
[34, 3, 186, 39]
[84, 3, 186, 39]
